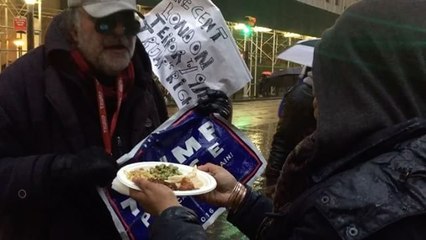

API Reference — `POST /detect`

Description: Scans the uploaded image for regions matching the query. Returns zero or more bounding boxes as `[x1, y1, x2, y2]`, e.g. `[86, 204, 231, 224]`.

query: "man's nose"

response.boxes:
[112, 22, 126, 36]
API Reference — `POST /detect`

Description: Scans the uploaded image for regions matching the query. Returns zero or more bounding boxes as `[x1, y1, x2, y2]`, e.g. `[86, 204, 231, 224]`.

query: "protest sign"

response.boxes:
[138, 0, 252, 108]
[99, 106, 266, 240]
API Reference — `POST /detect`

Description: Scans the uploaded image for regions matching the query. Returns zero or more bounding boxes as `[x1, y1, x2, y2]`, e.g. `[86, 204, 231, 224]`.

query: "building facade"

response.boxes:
[0, 0, 61, 71]
[297, 0, 360, 14]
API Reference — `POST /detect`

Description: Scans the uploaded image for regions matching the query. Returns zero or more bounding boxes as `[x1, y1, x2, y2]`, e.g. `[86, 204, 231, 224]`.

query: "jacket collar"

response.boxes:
[44, 12, 72, 55]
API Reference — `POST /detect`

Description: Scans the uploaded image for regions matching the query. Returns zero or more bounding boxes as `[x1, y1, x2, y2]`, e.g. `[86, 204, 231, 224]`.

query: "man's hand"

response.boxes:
[50, 146, 117, 188]
[196, 89, 232, 120]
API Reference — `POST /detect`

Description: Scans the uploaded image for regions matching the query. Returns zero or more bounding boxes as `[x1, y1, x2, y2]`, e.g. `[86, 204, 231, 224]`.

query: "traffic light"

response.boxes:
[242, 24, 253, 37]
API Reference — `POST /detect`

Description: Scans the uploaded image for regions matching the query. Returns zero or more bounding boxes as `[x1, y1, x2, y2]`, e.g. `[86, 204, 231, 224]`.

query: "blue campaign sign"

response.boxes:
[99, 106, 266, 240]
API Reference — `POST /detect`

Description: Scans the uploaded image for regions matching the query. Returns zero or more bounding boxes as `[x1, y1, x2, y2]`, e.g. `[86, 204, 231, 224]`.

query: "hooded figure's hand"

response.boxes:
[195, 89, 232, 121]
[197, 163, 237, 208]
[130, 178, 181, 216]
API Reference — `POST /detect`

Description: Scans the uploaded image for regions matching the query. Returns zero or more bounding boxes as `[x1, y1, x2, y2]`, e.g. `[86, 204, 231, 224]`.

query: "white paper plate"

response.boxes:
[117, 162, 217, 196]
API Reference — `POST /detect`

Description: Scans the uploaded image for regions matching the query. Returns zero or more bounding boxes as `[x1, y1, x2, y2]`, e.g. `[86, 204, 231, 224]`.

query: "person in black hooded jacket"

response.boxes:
[264, 73, 316, 198]
[0, 0, 231, 239]
[129, 0, 426, 239]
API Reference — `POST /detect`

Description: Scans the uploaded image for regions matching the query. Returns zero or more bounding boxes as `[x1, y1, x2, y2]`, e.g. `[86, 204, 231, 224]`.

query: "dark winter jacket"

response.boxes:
[0, 13, 167, 240]
[234, 119, 426, 240]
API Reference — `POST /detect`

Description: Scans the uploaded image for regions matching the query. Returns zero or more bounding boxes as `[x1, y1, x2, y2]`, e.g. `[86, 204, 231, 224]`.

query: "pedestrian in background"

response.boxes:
[0, 0, 230, 239]
[130, 0, 426, 239]
[258, 73, 269, 97]
[264, 72, 316, 198]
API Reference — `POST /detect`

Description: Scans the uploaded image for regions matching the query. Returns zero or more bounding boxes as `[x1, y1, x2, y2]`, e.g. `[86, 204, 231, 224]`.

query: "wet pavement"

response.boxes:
[168, 99, 281, 239]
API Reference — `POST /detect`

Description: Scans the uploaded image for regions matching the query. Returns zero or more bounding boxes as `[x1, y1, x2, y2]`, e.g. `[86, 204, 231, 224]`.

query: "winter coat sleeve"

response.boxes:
[226, 188, 339, 240]
[0, 105, 59, 212]
[147, 189, 273, 240]
[227, 188, 273, 239]
[257, 200, 426, 240]
[0, 106, 113, 213]
[264, 83, 316, 190]
[149, 206, 208, 240]
[258, 208, 341, 240]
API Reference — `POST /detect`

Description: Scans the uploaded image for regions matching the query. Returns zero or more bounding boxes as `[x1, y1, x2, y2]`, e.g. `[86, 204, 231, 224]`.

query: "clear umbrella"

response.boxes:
[277, 38, 320, 67]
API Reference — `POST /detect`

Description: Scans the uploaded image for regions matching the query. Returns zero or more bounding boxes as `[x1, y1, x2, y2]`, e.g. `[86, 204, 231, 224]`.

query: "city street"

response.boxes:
[231, 99, 282, 157]
[168, 98, 282, 239]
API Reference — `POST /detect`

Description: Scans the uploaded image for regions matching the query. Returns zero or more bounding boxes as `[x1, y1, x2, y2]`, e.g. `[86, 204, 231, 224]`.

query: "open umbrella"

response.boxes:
[261, 66, 303, 96]
[277, 38, 320, 67]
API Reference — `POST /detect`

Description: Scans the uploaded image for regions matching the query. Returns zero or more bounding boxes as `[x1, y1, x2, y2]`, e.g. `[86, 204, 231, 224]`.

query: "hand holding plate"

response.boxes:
[129, 178, 181, 216]
[197, 163, 237, 208]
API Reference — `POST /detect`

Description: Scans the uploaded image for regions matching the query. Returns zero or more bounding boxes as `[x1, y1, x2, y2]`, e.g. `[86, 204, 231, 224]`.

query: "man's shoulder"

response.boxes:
[0, 46, 48, 99]
[1, 46, 46, 80]
[284, 82, 313, 105]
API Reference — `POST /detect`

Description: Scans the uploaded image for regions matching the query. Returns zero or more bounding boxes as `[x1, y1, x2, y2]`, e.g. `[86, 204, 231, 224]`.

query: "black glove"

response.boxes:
[195, 89, 232, 120]
[50, 146, 117, 188]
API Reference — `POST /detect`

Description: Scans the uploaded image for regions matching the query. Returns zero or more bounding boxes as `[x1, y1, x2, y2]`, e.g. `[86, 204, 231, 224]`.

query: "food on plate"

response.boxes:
[126, 164, 203, 191]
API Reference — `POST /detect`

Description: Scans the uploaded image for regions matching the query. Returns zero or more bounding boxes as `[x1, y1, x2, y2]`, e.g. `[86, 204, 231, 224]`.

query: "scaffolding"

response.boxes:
[0, 0, 60, 71]
[229, 24, 311, 97]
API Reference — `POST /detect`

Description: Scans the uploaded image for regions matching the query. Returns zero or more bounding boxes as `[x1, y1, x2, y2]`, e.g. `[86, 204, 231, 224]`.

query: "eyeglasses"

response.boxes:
[94, 11, 142, 36]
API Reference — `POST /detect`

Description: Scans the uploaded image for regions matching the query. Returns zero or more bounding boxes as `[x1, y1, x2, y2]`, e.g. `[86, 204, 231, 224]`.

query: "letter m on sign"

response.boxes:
[171, 137, 202, 163]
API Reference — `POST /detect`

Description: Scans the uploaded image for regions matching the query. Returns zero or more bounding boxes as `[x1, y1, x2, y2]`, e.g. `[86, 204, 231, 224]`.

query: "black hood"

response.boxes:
[45, 12, 73, 54]
[312, 0, 426, 162]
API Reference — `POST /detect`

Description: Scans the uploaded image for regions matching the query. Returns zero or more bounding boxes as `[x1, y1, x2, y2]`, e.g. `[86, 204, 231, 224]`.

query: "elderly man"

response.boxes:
[0, 0, 230, 239]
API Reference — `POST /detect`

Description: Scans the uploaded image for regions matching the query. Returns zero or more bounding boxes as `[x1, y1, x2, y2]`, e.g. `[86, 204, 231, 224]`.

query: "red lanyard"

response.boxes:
[70, 50, 135, 155]
[94, 76, 124, 155]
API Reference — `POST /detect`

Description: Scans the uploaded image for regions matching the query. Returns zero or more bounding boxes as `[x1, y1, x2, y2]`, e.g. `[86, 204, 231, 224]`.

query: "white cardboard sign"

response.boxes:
[138, 0, 252, 108]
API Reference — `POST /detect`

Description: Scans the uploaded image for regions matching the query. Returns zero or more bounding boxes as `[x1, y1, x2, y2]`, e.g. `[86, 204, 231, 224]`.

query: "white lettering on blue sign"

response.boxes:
[208, 142, 224, 157]
[172, 136, 202, 163]
[120, 198, 140, 216]
[188, 158, 200, 166]
[167, 121, 224, 162]
[198, 121, 215, 141]
[220, 152, 233, 166]
[141, 212, 151, 227]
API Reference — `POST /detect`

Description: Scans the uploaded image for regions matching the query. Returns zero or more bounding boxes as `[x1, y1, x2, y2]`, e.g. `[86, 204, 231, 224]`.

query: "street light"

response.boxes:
[25, 0, 36, 51]
[13, 39, 24, 57]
